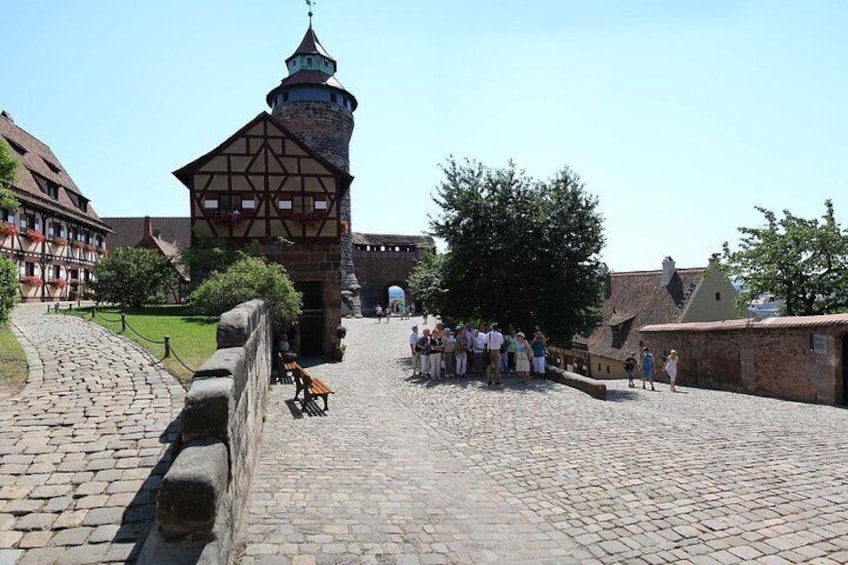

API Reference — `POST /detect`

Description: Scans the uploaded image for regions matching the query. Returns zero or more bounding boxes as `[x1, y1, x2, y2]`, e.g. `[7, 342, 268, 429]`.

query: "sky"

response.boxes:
[1, 0, 846, 272]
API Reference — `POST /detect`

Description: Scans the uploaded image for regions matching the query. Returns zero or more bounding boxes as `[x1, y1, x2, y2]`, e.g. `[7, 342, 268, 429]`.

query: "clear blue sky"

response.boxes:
[2, 0, 846, 271]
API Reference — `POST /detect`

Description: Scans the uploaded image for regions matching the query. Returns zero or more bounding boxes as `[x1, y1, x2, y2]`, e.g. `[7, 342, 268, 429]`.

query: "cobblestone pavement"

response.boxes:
[238, 317, 848, 565]
[0, 303, 184, 564]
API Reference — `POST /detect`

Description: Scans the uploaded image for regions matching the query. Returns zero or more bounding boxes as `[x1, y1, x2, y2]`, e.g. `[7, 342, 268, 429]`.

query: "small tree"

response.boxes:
[189, 256, 301, 327]
[0, 139, 20, 325]
[722, 200, 848, 316]
[407, 248, 445, 314]
[91, 247, 177, 308]
[180, 229, 263, 283]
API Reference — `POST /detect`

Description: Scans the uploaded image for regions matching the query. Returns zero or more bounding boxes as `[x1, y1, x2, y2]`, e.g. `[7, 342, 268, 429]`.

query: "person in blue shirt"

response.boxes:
[641, 346, 656, 391]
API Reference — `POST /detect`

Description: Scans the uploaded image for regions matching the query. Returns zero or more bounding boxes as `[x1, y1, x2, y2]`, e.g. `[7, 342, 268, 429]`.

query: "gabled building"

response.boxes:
[172, 22, 361, 355]
[0, 111, 110, 301]
[553, 256, 739, 378]
[103, 216, 190, 303]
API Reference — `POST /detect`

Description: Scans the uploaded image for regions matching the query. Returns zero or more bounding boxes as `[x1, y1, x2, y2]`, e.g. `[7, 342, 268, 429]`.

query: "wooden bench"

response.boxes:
[291, 362, 334, 412]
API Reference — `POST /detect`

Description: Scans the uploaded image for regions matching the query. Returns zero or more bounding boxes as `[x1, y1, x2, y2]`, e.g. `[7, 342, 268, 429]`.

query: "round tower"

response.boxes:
[267, 24, 361, 316]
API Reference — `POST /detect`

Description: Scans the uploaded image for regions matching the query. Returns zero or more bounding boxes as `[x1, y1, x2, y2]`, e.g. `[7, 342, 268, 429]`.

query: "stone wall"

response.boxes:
[354, 250, 422, 315]
[641, 317, 848, 405]
[139, 299, 271, 564]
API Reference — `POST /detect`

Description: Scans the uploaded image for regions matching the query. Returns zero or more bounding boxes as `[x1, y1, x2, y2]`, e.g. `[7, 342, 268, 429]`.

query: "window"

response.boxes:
[52, 265, 60, 279]
[0, 208, 13, 222]
[204, 199, 219, 210]
[69, 269, 79, 281]
[3, 136, 27, 156]
[314, 200, 327, 211]
[25, 262, 35, 277]
[95, 236, 103, 248]
[279, 199, 293, 210]
[242, 199, 255, 210]
[715, 292, 721, 301]
[84, 270, 91, 282]
[306, 57, 312, 66]
[296, 281, 323, 310]
[330, 93, 337, 104]
[606, 365, 610, 374]
[283, 92, 289, 102]
[47, 183, 59, 200]
[219, 194, 240, 211]
[597, 363, 601, 371]
[42, 157, 61, 174]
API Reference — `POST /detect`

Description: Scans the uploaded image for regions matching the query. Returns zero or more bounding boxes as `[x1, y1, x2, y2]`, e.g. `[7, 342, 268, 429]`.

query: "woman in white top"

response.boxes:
[664, 349, 679, 393]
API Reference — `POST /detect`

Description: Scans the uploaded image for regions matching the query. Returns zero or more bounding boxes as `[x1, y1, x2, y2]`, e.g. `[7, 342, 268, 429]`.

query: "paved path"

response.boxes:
[238, 317, 848, 564]
[0, 303, 184, 565]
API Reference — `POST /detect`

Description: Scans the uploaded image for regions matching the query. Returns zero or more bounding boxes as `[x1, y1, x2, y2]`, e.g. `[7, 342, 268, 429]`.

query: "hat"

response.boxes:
[455, 324, 463, 330]
[516, 331, 525, 338]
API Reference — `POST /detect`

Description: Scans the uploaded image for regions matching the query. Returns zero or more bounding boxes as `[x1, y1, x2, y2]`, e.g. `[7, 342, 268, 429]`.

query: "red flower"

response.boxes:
[0, 222, 18, 237]
[48, 278, 68, 289]
[23, 229, 45, 243]
[20, 276, 43, 287]
[71, 240, 85, 249]
[51, 236, 68, 246]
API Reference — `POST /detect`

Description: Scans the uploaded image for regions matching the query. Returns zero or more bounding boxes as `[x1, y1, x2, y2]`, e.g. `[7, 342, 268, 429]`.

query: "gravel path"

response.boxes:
[0, 303, 184, 565]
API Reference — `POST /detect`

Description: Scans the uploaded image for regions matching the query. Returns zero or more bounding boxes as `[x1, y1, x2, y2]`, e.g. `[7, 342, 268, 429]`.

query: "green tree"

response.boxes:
[722, 200, 848, 316]
[0, 139, 20, 325]
[179, 230, 263, 282]
[188, 256, 301, 327]
[427, 158, 605, 343]
[0, 139, 19, 212]
[407, 248, 445, 314]
[91, 247, 178, 308]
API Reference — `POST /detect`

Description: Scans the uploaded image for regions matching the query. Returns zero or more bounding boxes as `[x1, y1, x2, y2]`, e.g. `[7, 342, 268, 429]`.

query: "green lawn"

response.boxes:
[61, 306, 218, 385]
[0, 324, 28, 392]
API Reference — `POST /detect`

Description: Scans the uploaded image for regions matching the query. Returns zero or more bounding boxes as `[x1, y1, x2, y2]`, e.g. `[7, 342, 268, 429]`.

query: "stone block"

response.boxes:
[156, 438, 229, 538]
[217, 300, 266, 348]
[181, 377, 235, 441]
[546, 367, 607, 401]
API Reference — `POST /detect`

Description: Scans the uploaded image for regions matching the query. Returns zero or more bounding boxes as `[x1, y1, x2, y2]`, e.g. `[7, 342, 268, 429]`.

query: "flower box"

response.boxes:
[71, 240, 85, 250]
[84, 243, 97, 253]
[213, 209, 245, 225]
[48, 278, 68, 289]
[51, 236, 68, 246]
[23, 229, 45, 243]
[284, 211, 327, 226]
[0, 222, 18, 237]
[20, 276, 43, 287]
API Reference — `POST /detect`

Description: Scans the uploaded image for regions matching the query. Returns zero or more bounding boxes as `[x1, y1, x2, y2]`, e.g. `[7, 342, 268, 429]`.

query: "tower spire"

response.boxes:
[305, 0, 315, 27]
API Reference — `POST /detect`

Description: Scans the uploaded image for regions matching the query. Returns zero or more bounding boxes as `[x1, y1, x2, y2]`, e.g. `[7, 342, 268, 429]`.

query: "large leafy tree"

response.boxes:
[91, 247, 178, 308]
[188, 256, 301, 328]
[424, 158, 605, 343]
[407, 248, 445, 313]
[0, 139, 19, 325]
[722, 200, 848, 316]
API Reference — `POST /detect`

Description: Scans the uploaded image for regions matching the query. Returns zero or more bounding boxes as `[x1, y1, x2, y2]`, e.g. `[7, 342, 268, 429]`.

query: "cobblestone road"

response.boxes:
[0, 303, 184, 564]
[239, 317, 848, 565]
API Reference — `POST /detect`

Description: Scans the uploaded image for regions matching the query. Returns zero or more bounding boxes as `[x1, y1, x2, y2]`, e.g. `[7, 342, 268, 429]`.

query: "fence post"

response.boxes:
[121, 313, 127, 332]
[54, 304, 59, 313]
[164, 335, 171, 358]
[91, 306, 96, 319]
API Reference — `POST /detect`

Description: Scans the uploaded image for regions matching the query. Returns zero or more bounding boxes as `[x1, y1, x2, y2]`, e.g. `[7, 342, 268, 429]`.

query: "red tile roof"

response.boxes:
[575, 268, 706, 361]
[642, 313, 848, 332]
[0, 112, 109, 230]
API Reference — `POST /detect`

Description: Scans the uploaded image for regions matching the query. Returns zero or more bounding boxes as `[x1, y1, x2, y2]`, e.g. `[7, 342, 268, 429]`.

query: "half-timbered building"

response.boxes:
[0, 110, 110, 302]
[174, 23, 359, 355]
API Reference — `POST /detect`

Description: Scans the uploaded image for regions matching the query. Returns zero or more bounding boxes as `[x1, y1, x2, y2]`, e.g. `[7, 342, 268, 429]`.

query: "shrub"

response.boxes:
[91, 247, 177, 308]
[0, 257, 18, 325]
[189, 256, 301, 328]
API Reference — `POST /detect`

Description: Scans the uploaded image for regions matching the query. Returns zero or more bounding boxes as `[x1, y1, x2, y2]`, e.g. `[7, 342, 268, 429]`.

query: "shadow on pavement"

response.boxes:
[606, 389, 641, 402]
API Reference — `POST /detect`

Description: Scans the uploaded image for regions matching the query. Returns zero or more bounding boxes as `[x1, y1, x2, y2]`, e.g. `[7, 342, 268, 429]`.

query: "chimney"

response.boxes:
[143, 216, 153, 238]
[661, 256, 676, 287]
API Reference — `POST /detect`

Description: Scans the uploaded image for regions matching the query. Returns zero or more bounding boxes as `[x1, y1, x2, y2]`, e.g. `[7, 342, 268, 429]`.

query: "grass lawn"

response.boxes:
[0, 324, 28, 393]
[61, 305, 218, 385]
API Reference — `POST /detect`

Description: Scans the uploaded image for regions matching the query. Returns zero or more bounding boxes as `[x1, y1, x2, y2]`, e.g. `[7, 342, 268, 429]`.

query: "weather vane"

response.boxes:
[305, 0, 316, 25]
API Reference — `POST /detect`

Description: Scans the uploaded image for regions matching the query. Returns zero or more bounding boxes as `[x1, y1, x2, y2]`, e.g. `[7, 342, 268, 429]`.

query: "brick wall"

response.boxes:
[641, 324, 847, 405]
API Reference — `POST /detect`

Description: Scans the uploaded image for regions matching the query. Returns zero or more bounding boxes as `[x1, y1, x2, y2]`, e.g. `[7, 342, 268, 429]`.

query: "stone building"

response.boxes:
[0, 110, 110, 302]
[353, 233, 435, 314]
[173, 23, 359, 355]
[552, 256, 739, 378]
[641, 314, 848, 406]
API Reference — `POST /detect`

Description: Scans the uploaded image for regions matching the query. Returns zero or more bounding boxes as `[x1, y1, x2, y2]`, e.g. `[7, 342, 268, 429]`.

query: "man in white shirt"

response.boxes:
[409, 325, 421, 376]
[486, 323, 505, 386]
[473, 329, 487, 378]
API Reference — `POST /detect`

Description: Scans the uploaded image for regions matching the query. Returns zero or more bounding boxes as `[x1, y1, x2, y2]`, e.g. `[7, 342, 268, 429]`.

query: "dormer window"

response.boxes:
[3, 136, 26, 156]
[42, 157, 61, 174]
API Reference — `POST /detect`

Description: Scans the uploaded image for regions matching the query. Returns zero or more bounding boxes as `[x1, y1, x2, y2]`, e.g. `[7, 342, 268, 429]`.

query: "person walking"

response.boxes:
[531, 330, 547, 379]
[641, 346, 656, 391]
[664, 349, 679, 392]
[409, 325, 421, 376]
[624, 351, 638, 388]
[375, 304, 383, 322]
[515, 332, 532, 384]
[422, 305, 429, 325]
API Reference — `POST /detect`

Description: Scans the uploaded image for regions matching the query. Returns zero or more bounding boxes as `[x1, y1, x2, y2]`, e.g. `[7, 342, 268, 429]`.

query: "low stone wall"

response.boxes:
[641, 315, 848, 405]
[140, 300, 272, 564]
[546, 366, 607, 400]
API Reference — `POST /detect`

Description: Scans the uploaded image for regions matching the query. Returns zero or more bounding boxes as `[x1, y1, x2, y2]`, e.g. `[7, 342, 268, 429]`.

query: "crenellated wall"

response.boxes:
[140, 299, 271, 564]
